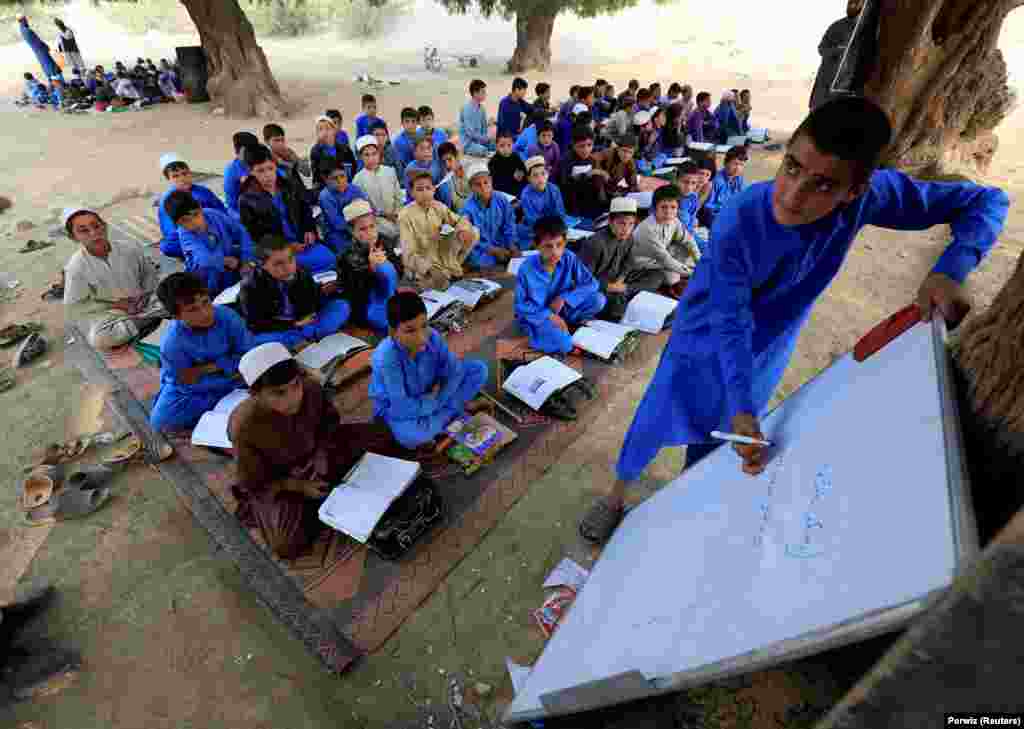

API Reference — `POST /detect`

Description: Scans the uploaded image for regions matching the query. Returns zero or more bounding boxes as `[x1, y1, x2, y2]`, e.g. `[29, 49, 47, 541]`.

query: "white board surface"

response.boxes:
[507, 320, 967, 721]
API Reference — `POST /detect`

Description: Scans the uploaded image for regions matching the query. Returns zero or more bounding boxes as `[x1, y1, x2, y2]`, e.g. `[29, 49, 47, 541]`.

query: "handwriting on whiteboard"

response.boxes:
[754, 459, 834, 559]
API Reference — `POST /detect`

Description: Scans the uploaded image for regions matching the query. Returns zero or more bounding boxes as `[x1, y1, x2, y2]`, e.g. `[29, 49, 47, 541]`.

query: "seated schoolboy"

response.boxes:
[435, 142, 473, 213]
[515, 215, 605, 355]
[369, 120, 401, 175]
[264, 123, 310, 190]
[150, 272, 253, 433]
[403, 135, 445, 196]
[416, 105, 449, 150]
[532, 82, 552, 113]
[513, 109, 546, 160]
[703, 145, 747, 229]
[62, 205, 162, 352]
[338, 199, 402, 334]
[354, 93, 379, 139]
[487, 131, 528, 198]
[695, 156, 717, 229]
[239, 235, 350, 350]
[230, 342, 414, 559]
[573, 197, 664, 321]
[557, 126, 609, 223]
[324, 109, 352, 151]
[525, 120, 560, 173]
[352, 134, 404, 243]
[399, 169, 480, 290]
[462, 164, 519, 268]
[239, 144, 335, 275]
[318, 158, 369, 254]
[165, 190, 256, 298]
[674, 161, 708, 254]
[224, 131, 259, 218]
[595, 134, 639, 196]
[605, 96, 635, 146]
[369, 292, 489, 450]
[157, 152, 227, 260]
[518, 155, 569, 246]
[459, 79, 497, 157]
[309, 115, 357, 192]
[497, 76, 533, 139]
[393, 107, 421, 171]
[555, 103, 587, 156]
[632, 185, 701, 296]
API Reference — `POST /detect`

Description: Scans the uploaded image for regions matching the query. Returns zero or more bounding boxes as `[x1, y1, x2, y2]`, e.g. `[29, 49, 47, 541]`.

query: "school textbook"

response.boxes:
[189, 389, 251, 449]
[312, 270, 338, 284]
[421, 289, 461, 320]
[507, 250, 540, 276]
[213, 282, 242, 306]
[621, 290, 678, 334]
[571, 320, 640, 361]
[295, 332, 372, 382]
[501, 355, 582, 411]
[665, 156, 691, 165]
[447, 278, 503, 310]
[318, 453, 422, 543]
[566, 228, 593, 242]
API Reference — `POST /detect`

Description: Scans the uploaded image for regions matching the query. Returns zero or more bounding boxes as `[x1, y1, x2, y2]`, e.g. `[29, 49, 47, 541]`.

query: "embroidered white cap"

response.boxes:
[343, 198, 374, 223]
[61, 205, 97, 230]
[160, 152, 185, 173]
[609, 197, 638, 215]
[466, 162, 490, 181]
[355, 134, 379, 153]
[315, 115, 336, 127]
[525, 155, 547, 172]
[239, 342, 292, 387]
[632, 110, 653, 126]
[571, 103, 589, 115]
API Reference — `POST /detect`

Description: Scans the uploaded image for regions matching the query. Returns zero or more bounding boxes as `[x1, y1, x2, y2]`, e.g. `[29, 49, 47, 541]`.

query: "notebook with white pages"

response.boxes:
[213, 282, 242, 306]
[191, 412, 233, 449]
[714, 145, 733, 154]
[295, 332, 371, 371]
[507, 251, 540, 276]
[725, 136, 748, 147]
[665, 157, 691, 165]
[501, 356, 582, 411]
[566, 228, 593, 242]
[687, 142, 714, 152]
[571, 164, 593, 177]
[213, 388, 250, 416]
[621, 291, 678, 334]
[627, 191, 653, 209]
[317, 453, 422, 543]
[748, 128, 768, 143]
[571, 327, 622, 361]
[447, 279, 502, 309]
[653, 167, 677, 176]
[440, 223, 456, 236]
[585, 319, 639, 338]
[313, 270, 338, 284]
[140, 318, 171, 347]
[421, 289, 460, 319]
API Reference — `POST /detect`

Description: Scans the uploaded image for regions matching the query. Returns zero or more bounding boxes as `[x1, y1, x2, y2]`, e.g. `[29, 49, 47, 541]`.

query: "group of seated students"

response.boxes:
[20, 57, 184, 112]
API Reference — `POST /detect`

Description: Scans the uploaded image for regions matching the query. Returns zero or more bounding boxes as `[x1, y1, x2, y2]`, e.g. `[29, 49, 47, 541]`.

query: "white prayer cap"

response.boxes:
[632, 110, 652, 126]
[160, 152, 185, 172]
[525, 155, 547, 172]
[609, 197, 638, 216]
[315, 114, 336, 127]
[343, 198, 373, 223]
[571, 103, 589, 115]
[355, 134, 379, 153]
[62, 205, 98, 230]
[239, 342, 292, 387]
[466, 162, 489, 181]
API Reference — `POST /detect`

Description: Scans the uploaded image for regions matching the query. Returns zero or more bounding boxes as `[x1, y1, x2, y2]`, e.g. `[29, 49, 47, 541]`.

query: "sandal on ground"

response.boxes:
[102, 435, 144, 466]
[578, 499, 625, 544]
[65, 464, 116, 491]
[25, 485, 112, 525]
[19, 465, 64, 511]
[14, 333, 47, 368]
[0, 323, 43, 348]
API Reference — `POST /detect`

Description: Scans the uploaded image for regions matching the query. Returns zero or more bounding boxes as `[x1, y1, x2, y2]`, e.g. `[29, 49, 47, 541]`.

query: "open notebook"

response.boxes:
[447, 279, 503, 310]
[318, 453, 422, 543]
[295, 332, 372, 383]
[501, 355, 582, 411]
[621, 291, 677, 334]
[189, 389, 251, 449]
[213, 282, 242, 306]
[421, 289, 463, 320]
[571, 320, 640, 361]
[507, 251, 540, 276]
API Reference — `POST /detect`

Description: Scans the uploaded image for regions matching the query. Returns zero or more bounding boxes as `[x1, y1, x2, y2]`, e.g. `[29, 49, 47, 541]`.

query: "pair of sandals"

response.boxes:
[20, 463, 115, 525]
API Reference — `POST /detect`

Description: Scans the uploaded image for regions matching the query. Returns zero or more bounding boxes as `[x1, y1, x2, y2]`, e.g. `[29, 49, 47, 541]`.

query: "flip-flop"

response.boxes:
[26, 486, 112, 525]
[14, 333, 47, 368]
[65, 464, 116, 491]
[19, 465, 64, 511]
[18, 239, 55, 253]
[102, 435, 143, 466]
[578, 500, 625, 544]
[0, 323, 43, 348]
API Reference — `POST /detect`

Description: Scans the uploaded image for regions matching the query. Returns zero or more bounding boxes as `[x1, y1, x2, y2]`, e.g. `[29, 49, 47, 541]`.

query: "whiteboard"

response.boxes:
[506, 319, 975, 722]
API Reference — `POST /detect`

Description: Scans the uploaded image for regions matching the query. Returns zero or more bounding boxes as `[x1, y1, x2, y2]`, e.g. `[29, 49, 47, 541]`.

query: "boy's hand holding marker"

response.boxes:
[724, 414, 769, 476]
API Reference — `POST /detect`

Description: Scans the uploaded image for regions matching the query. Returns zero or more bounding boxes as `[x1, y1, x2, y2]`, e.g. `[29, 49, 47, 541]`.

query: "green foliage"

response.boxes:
[435, 0, 647, 21]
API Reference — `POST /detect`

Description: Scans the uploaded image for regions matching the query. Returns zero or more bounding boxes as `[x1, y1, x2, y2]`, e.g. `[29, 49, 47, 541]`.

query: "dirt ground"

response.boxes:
[2, 2, 1024, 727]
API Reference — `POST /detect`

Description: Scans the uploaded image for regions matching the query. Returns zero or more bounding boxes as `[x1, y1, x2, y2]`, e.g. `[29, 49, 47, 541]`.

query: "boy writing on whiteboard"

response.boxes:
[578, 96, 1010, 544]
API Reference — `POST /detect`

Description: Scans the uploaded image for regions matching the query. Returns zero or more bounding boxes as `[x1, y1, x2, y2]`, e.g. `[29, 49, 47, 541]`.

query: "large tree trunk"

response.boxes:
[865, 0, 1023, 177]
[507, 12, 556, 73]
[179, 0, 288, 119]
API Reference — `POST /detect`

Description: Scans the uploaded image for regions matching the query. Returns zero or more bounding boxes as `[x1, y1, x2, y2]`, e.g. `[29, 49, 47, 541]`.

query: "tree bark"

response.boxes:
[865, 0, 1019, 177]
[507, 11, 556, 73]
[179, 0, 289, 119]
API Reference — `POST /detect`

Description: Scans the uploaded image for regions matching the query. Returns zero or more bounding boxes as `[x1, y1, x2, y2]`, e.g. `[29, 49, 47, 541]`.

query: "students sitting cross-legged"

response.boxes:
[595, 134, 639, 196]
[230, 343, 416, 560]
[224, 131, 259, 219]
[318, 158, 369, 254]
[352, 134, 404, 243]
[435, 142, 473, 213]
[488, 130, 528, 199]
[518, 155, 569, 247]
[632, 185, 702, 297]
[703, 145, 748, 230]
[165, 190, 256, 298]
[515, 215, 605, 355]
[150, 273, 253, 433]
[462, 163, 519, 269]
[393, 106, 421, 172]
[264, 122, 311, 194]
[369, 292, 490, 450]
[403, 135, 445, 196]
[239, 235, 350, 350]
[674, 161, 709, 254]
[557, 125, 609, 223]
[338, 200, 402, 335]
[416, 105, 448, 152]
[157, 152, 227, 260]
[525, 120, 560, 174]
[309, 115, 357, 194]
[399, 169, 480, 290]
[573, 197, 664, 321]
[239, 144, 335, 275]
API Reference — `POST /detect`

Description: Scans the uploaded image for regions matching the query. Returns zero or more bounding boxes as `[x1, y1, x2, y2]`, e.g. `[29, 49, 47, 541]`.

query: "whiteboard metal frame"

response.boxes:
[506, 318, 979, 723]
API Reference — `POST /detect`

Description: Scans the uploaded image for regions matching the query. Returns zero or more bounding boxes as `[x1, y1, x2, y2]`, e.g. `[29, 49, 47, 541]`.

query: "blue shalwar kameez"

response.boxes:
[158, 184, 227, 260]
[223, 159, 249, 218]
[19, 21, 60, 81]
[518, 183, 568, 246]
[369, 330, 488, 449]
[150, 306, 253, 432]
[319, 183, 369, 253]
[616, 169, 1010, 482]
[179, 208, 256, 297]
[269, 192, 336, 274]
[515, 250, 606, 354]
[463, 193, 518, 268]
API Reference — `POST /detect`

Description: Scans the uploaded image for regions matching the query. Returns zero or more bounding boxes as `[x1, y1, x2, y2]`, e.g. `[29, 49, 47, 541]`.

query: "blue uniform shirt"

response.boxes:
[463, 193, 518, 268]
[615, 169, 1010, 482]
[223, 159, 249, 216]
[159, 184, 227, 255]
[178, 208, 255, 293]
[159, 306, 253, 395]
[392, 131, 418, 171]
[497, 95, 533, 137]
[520, 182, 568, 233]
[514, 249, 600, 329]
[705, 170, 745, 216]
[319, 183, 369, 253]
[271, 191, 299, 243]
[369, 329, 464, 421]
